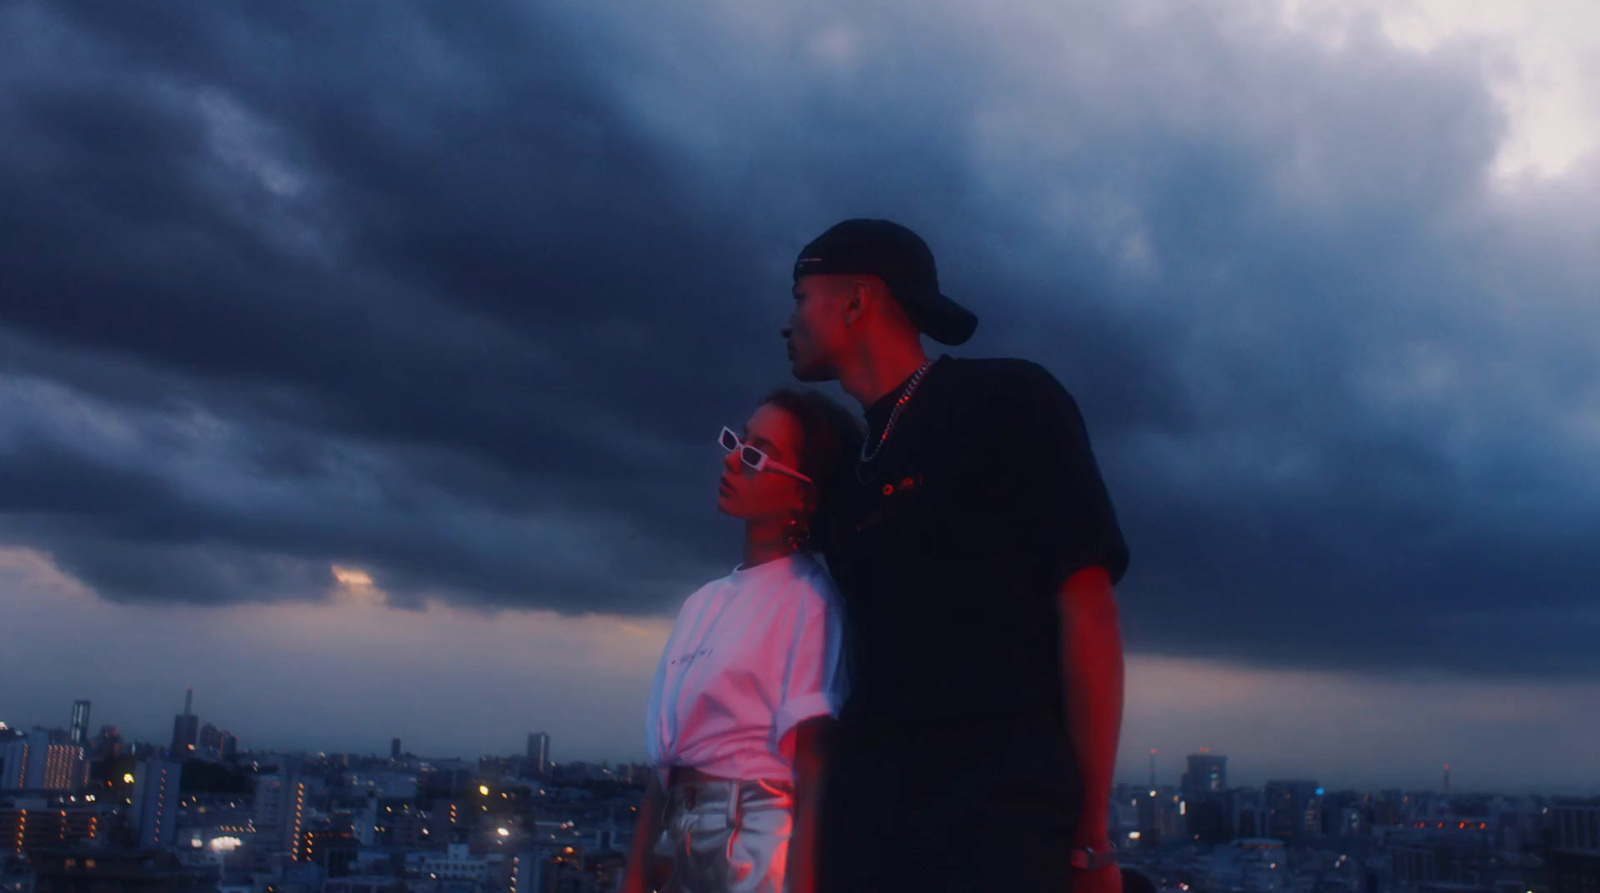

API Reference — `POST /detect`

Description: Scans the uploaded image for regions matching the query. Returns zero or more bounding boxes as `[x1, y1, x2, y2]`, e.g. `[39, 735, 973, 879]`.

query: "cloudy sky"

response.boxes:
[2, 0, 1597, 792]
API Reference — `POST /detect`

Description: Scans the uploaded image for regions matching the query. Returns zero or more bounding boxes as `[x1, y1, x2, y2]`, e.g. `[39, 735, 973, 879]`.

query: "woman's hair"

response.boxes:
[759, 387, 863, 524]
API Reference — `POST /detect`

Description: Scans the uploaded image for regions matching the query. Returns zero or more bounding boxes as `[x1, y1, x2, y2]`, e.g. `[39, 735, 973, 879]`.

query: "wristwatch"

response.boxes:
[1068, 845, 1118, 871]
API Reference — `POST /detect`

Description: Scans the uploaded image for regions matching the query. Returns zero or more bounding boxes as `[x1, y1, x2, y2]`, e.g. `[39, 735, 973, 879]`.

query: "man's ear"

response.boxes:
[839, 279, 869, 328]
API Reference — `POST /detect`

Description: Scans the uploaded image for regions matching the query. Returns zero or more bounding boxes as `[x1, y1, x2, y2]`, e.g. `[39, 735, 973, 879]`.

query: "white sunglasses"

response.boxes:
[719, 427, 814, 483]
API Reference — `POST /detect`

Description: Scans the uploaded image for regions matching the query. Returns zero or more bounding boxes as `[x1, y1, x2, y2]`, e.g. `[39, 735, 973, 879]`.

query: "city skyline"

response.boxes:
[3, 0, 1599, 799]
[8, 718, 1587, 893]
[6, 658, 1600, 796]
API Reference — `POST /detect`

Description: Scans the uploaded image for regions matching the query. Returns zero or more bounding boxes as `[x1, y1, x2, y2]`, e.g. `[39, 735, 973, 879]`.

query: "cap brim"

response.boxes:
[906, 293, 978, 345]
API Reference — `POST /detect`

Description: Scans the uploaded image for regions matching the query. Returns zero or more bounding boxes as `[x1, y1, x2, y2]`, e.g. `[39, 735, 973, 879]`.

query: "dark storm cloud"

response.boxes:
[2, 0, 1597, 676]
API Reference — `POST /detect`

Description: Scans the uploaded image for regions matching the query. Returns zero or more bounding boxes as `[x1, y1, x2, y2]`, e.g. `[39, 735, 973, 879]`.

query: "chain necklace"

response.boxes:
[857, 357, 937, 481]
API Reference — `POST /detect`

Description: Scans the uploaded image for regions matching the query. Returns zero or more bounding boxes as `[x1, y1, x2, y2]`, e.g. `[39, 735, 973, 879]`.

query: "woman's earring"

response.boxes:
[785, 511, 810, 552]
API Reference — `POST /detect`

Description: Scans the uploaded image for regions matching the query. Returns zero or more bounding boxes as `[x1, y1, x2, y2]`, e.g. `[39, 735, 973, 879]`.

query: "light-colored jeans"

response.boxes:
[658, 778, 795, 893]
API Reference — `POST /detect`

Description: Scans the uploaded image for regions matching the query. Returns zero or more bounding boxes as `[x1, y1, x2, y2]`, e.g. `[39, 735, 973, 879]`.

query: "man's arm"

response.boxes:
[783, 716, 834, 893]
[621, 772, 668, 893]
[1057, 564, 1124, 888]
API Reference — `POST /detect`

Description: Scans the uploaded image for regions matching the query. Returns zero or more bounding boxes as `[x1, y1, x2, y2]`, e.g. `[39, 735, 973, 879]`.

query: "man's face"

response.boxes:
[782, 275, 850, 382]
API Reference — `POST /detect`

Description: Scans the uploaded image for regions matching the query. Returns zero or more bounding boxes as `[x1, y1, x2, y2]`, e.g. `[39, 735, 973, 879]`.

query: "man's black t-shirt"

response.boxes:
[816, 355, 1130, 728]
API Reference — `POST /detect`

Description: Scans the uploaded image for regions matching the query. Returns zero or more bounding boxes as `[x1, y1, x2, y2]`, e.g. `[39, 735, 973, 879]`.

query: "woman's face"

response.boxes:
[717, 403, 811, 521]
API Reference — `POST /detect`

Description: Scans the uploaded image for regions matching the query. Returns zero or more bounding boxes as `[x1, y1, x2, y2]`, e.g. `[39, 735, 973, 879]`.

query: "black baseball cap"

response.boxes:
[793, 218, 978, 345]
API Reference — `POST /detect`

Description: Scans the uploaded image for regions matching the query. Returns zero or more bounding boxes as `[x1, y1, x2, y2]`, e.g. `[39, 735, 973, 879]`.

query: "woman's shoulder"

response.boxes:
[786, 554, 845, 611]
[675, 569, 739, 615]
[717, 554, 841, 616]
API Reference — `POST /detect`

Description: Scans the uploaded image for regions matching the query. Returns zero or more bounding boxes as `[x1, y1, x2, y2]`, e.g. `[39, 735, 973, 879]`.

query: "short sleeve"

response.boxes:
[644, 643, 668, 767]
[771, 578, 850, 747]
[986, 361, 1130, 588]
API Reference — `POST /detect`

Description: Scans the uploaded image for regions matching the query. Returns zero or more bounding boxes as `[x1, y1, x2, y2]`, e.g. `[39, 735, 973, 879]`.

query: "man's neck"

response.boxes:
[839, 342, 931, 409]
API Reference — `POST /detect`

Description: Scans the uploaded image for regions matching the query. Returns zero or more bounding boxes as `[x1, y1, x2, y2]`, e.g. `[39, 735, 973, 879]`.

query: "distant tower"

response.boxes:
[527, 732, 551, 777]
[1442, 763, 1451, 796]
[94, 725, 124, 761]
[70, 700, 92, 747]
[1183, 752, 1229, 797]
[391, 738, 403, 760]
[1148, 749, 1158, 789]
[170, 688, 199, 755]
[199, 723, 223, 753]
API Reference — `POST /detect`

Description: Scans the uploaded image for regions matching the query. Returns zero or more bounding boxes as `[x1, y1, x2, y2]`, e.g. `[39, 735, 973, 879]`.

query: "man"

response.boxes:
[782, 219, 1130, 893]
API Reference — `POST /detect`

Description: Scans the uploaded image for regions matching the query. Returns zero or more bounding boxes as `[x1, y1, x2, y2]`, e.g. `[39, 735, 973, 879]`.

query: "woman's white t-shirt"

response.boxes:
[645, 552, 849, 784]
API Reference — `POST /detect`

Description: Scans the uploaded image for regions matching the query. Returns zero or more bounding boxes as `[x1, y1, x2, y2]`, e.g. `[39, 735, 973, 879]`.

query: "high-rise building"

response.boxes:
[1, 807, 99, 856]
[69, 700, 91, 747]
[219, 732, 238, 762]
[0, 730, 86, 791]
[253, 774, 288, 834]
[1183, 753, 1228, 797]
[391, 738, 403, 760]
[1547, 798, 1600, 893]
[0, 735, 25, 789]
[1264, 780, 1324, 841]
[526, 733, 550, 777]
[254, 773, 308, 858]
[93, 725, 124, 760]
[131, 759, 182, 849]
[1233, 792, 1271, 839]
[39, 739, 84, 791]
[170, 688, 200, 755]
[199, 722, 222, 754]
[1180, 753, 1231, 843]
[355, 795, 380, 846]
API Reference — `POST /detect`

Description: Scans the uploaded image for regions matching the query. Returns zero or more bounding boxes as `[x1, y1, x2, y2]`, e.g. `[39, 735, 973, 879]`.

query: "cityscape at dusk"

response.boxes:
[3, 692, 1599, 891]
[5, 561, 1600, 793]
[3, 0, 1599, 889]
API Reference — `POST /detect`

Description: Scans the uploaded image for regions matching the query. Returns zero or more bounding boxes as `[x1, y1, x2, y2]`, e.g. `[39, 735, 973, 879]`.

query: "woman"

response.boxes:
[623, 388, 862, 893]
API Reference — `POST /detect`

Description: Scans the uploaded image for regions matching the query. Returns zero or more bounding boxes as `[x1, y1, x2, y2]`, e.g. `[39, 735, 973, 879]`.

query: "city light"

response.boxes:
[0, 704, 1572, 892]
